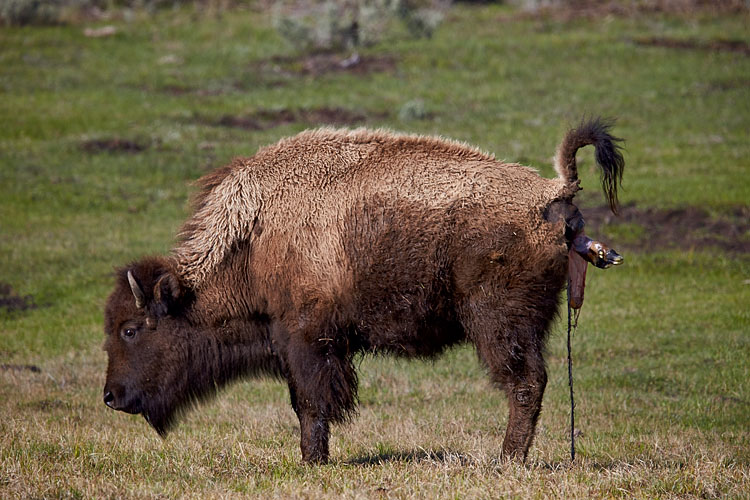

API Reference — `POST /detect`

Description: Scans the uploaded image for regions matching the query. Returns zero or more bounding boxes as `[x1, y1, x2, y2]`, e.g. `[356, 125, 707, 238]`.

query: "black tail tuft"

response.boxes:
[590, 119, 625, 214]
[555, 117, 625, 214]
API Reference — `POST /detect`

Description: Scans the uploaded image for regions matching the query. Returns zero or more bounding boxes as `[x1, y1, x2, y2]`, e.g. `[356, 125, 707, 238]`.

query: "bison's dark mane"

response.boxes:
[141, 317, 282, 436]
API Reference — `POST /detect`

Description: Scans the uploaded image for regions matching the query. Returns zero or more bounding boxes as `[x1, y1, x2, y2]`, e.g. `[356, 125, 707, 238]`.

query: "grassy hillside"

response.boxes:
[1, 3, 748, 498]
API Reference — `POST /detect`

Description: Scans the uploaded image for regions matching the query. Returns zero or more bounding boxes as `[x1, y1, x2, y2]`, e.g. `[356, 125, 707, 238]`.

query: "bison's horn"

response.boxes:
[127, 270, 146, 309]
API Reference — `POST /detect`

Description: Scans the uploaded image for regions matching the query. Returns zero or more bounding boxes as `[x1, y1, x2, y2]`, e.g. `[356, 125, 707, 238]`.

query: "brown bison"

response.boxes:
[103, 119, 624, 463]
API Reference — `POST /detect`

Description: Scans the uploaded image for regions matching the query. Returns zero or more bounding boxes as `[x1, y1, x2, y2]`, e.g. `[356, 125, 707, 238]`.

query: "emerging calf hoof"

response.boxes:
[572, 233, 624, 269]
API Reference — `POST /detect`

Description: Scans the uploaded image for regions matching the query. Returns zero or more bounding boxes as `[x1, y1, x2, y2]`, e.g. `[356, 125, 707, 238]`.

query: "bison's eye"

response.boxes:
[121, 327, 137, 340]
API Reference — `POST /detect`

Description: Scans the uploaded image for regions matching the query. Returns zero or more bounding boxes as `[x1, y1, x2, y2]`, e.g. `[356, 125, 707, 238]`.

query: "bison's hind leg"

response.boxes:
[499, 347, 547, 461]
[459, 292, 553, 462]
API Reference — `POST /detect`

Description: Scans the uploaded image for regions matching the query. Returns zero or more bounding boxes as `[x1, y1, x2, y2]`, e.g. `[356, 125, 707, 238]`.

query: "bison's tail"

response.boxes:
[554, 117, 625, 214]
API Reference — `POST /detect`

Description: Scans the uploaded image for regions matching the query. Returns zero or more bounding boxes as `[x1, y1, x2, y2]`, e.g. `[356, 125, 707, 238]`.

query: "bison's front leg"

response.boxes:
[279, 323, 358, 464]
[287, 380, 331, 464]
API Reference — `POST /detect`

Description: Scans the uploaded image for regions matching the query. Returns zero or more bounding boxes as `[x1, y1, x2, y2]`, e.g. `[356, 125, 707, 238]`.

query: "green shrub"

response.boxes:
[0, 0, 62, 25]
[0, 0, 240, 26]
[273, 0, 451, 52]
[398, 98, 428, 121]
[394, 0, 448, 38]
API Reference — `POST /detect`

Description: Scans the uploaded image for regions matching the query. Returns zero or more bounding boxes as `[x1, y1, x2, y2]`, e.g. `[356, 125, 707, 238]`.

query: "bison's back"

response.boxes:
[252, 127, 566, 249]
[255, 127, 563, 212]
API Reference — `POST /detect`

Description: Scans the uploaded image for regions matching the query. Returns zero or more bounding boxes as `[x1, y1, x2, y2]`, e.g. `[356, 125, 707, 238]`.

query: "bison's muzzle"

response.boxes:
[102, 384, 141, 415]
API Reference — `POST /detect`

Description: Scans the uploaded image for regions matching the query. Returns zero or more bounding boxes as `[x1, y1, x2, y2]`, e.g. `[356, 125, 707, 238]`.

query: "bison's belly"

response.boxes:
[352, 286, 465, 358]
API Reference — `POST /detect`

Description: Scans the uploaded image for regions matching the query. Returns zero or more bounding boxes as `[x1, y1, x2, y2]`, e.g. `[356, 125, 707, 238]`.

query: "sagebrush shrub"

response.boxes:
[273, 0, 451, 52]
[1, 0, 61, 25]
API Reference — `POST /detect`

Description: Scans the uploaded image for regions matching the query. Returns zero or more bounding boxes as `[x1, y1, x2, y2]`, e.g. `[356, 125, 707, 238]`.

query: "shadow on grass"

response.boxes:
[346, 448, 476, 467]
[347, 450, 706, 472]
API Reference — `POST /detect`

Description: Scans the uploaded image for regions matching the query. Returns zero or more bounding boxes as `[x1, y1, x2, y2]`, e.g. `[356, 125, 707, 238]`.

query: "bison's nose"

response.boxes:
[103, 391, 115, 408]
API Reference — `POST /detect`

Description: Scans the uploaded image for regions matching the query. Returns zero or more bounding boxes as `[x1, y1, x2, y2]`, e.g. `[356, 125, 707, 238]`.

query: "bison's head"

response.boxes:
[103, 257, 192, 436]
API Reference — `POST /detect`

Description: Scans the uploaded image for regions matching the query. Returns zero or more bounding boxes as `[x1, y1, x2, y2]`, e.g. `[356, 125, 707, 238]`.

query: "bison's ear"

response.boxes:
[151, 271, 183, 318]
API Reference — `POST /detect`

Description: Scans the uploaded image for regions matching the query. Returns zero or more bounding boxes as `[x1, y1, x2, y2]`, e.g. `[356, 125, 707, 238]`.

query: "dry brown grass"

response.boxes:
[2, 344, 748, 499]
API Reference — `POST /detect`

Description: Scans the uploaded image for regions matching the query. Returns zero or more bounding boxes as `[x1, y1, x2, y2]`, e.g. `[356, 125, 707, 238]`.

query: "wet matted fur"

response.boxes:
[103, 119, 624, 463]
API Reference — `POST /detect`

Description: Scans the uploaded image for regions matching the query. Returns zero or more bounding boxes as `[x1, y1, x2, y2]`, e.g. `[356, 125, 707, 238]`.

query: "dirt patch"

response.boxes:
[348, 448, 475, 466]
[80, 138, 148, 154]
[499, 0, 748, 21]
[1, 363, 41, 373]
[258, 52, 398, 78]
[201, 107, 388, 131]
[703, 78, 750, 92]
[20, 399, 68, 411]
[132, 82, 227, 97]
[633, 37, 750, 56]
[0, 283, 36, 312]
[159, 84, 227, 97]
[581, 203, 750, 254]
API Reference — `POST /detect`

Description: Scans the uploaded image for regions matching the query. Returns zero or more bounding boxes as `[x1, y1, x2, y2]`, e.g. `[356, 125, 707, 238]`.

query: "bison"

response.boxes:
[103, 119, 624, 463]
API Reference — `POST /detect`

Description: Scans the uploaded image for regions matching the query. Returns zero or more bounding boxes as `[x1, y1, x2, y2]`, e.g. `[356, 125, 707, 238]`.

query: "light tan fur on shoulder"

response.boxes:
[175, 164, 262, 286]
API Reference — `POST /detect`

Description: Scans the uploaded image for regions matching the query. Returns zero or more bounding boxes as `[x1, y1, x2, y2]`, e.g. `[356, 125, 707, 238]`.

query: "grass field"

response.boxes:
[1, 2, 749, 498]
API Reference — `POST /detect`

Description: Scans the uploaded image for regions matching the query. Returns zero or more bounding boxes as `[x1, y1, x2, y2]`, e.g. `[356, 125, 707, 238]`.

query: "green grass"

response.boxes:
[1, 3, 749, 498]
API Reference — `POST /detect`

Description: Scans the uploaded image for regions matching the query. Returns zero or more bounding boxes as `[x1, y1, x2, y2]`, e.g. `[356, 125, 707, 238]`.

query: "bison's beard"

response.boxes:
[140, 369, 223, 438]
[141, 393, 181, 438]
[143, 408, 174, 438]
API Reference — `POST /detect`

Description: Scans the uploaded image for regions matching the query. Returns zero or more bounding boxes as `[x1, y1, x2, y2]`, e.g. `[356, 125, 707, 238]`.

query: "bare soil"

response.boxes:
[158, 84, 226, 97]
[258, 52, 398, 78]
[582, 203, 750, 254]
[0, 364, 41, 373]
[633, 36, 750, 55]
[0, 282, 36, 312]
[80, 138, 148, 154]
[499, 0, 748, 21]
[152, 53, 394, 93]
[201, 107, 389, 131]
[20, 399, 68, 411]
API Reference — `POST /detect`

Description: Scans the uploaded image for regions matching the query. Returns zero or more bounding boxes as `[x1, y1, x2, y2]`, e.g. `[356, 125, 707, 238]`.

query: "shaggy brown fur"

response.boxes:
[103, 119, 624, 463]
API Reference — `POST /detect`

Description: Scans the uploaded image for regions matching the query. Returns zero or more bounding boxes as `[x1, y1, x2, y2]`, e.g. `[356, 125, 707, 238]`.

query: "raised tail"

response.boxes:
[554, 118, 625, 214]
